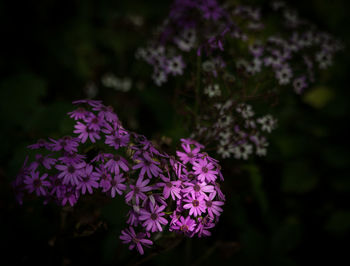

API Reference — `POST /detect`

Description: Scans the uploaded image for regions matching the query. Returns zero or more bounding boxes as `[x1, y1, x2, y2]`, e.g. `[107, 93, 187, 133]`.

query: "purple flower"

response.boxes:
[133, 156, 161, 179]
[139, 203, 168, 232]
[105, 132, 130, 150]
[192, 158, 218, 183]
[127, 209, 140, 226]
[56, 162, 86, 185]
[73, 99, 102, 106]
[76, 164, 99, 194]
[101, 121, 124, 135]
[183, 194, 206, 217]
[142, 193, 167, 209]
[31, 154, 57, 170]
[125, 178, 153, 205]
[176, 143, 200, 164]
[68, 107, 88, 120]
[24, 171, 51, 196]
[27, 139, 51, 150]
[49, 175, 64, 198]
[96, 166, 113, 191]
[182, 181, 214, 198]
[205, 192, 224, 217]
[73, 122, 101, 143]
[108, 173, 127, 197]
[158, 175, 181, 200]
[214, 182, 225, 201]
[61, 186, 79, 206]
[85, 113, 105, 131]
[92, 104, 118, 122]
[58, 152, 86, 164]
[50, 136, 79, 153]
[104, 154, 129, 174]
[200, 0, 222, 21]
[136, 139, 162, 157]
[171, 216, 196, 234]
[180, 138, 204, 150]
[195, 216, 215, 237]
[120, 227, 153, 255]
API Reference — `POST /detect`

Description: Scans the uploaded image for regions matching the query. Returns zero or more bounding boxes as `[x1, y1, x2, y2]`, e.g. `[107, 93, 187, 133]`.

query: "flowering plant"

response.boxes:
[14, 99, 225, 254]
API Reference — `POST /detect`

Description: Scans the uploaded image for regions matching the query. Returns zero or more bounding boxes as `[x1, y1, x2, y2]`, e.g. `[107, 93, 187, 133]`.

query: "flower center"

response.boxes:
[150, 213, 158, 221]
[193, 184, 201, 192]
[206, 200, 212, 207]
[33, 179, 42, 188]
[192, 200, 199, 207]
[37, 155, 44, 164]
[114, 138, 121, 145]
[67, 165, 75, 174]
[166, 182, 173, 188]
[201, 167, 208, 173]
[132, 237, 140, 244]
[180, 225, 189, 232]
[77, 107, 85, 113]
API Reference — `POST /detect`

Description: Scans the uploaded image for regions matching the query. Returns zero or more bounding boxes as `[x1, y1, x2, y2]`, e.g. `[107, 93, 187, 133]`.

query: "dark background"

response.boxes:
[1, 0, 349, 265]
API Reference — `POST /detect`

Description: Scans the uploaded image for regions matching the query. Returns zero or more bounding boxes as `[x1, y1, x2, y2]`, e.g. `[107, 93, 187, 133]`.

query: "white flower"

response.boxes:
[246, 57, 262, 75]
[152, 71, 167, 86]
[252, 135, 269, 156]
[129, 15, 144, 27]
[236, 104, 254, 119]
[204, 84, 221, 98]
[257, 115, 277, 133]
[101, 73, 118, 88]
[202, 60, 215, 72]
[275, 65, 292, 85]
[244, 119, 256, 129]
[101, 74, 132, 92]
[233, 144, 253, 160]
[217, 115, 233, 127]
[174, 28, 196, 52]
[217, 144, 234, 159]
[218, 130, 232, 146]
[167, 56, 185, 76]
[315, 51, 332, 69]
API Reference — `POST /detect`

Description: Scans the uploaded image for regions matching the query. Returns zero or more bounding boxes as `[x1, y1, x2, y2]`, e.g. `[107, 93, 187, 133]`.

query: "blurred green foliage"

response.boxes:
[0, 0, 349, 265]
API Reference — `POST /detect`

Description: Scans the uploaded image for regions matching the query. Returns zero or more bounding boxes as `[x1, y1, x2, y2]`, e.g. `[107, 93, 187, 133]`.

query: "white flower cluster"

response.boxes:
[101, 73, 132, 92]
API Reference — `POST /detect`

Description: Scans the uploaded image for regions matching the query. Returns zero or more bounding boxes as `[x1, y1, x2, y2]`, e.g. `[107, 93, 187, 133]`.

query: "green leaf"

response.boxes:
[303, 86, 334, 109]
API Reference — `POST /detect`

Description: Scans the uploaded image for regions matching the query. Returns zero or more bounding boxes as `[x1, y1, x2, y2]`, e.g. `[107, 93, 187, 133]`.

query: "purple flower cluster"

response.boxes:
[118, 138, 225, 254]
[14, 99, 225, 255]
